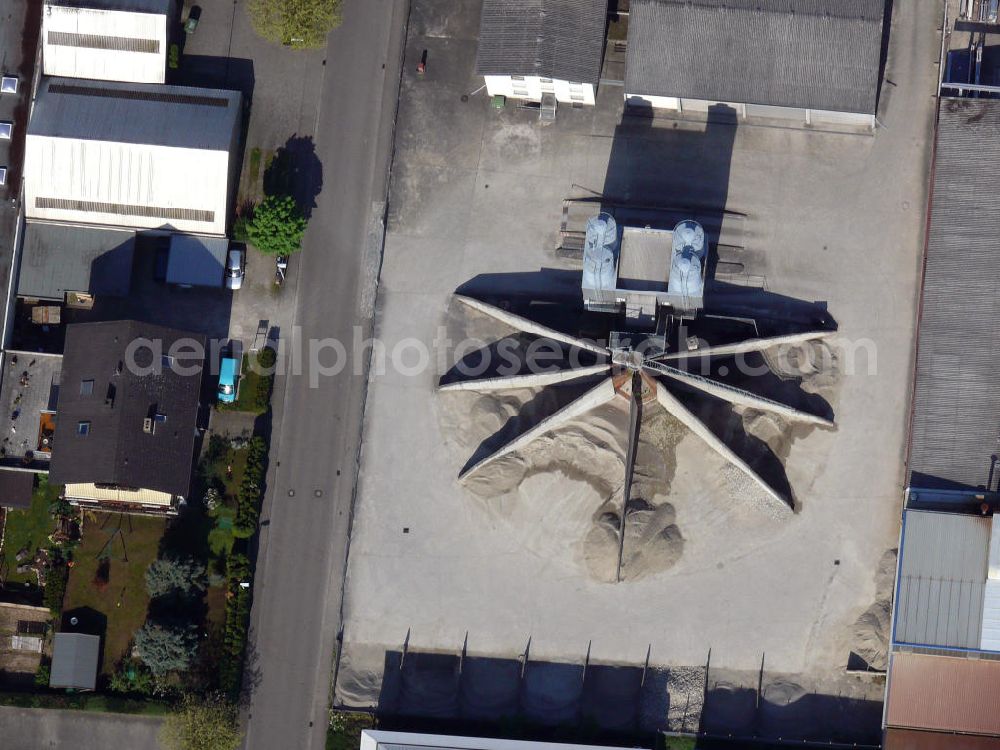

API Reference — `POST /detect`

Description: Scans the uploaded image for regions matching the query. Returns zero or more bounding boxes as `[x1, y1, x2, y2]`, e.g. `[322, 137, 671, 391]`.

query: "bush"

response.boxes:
[43, 552, 69, 616]
[135, 621, 199, 676]
[244, 195, 307, 256]
[34, 662, 50, 688]
[218, 585, 252, 697]
[146, 556, 207, 599]
[161, 693, 242, 750]
[226, 552, 251, 582]
[168, 43, 180, 69]
[109, 660, 157, 697]
[232, 437, 267, 539]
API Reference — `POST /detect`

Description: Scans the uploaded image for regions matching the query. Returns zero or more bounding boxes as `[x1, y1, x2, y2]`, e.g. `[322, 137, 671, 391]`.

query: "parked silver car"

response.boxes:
[226, 247, 245, 290]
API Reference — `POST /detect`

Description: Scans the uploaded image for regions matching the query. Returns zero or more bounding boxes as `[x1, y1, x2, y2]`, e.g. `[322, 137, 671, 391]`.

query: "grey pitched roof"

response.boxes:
[48, 320, 204, 498]
[625, 0, 885, 114]
[49, 632, 100, 690]
[18, 223, 134, 301]
[908, 98, 1000, 492]
[29, 77, 241, 152]
[475, 0, 608, 85]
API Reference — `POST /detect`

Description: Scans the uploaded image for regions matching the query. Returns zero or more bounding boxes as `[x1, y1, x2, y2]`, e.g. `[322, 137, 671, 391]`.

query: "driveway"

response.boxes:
[0, 706, 163, 750]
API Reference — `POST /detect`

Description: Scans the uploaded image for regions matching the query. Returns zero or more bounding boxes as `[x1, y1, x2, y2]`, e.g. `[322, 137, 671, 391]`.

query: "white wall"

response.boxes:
[24, 136, 232, 235]
[484, 75, 595, 106]
[624, 92, 874, 128]
[43, 5, 168, 84]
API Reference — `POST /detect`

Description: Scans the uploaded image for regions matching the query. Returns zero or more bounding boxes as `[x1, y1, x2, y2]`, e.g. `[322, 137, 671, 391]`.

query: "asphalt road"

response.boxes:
[0, 706, 163, 750]
[242, 2, 407, 750]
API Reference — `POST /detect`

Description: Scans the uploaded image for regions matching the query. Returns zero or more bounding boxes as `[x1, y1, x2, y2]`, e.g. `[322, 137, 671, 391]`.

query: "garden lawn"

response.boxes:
[62, 513, 166, 676]
[1, 477, 60, 586]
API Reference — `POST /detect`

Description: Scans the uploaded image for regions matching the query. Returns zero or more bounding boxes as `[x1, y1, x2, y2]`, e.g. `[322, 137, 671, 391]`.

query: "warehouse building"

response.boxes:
[624, 0, 885, 128]
[475, 0, 607, 106]
[42, 0, 175, 84]
[907, 98, 1000, 493]
[24, 77, 241, 236]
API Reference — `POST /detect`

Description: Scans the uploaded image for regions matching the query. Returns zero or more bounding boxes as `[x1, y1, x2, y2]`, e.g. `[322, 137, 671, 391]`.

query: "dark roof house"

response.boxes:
[48, 320, 205, 499]
[475, 0, 608, 85]
[625, 0, 886, 114]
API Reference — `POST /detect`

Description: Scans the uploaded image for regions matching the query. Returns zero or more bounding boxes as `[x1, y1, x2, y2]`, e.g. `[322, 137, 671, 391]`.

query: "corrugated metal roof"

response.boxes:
[28, 77, 239, 151]
[49, 632, 99, 690]
[908, 98, 1000, 492]
[43, 4, 168, 84]
[48, 0, 172, 13]
[18, 222, 134, 300]
[886, 652, 1000, 736]
[893, 510, 990, 649]
[24, 78, 238, 235]
[885, 728, 1000, 750]
[475, 0, 607, 85]
[624, 0, 885, 114]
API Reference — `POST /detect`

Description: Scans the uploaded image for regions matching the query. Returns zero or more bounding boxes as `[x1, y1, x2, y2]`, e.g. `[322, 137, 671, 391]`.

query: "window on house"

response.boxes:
[79, 379, 94, 395]
[161, 354, 174, 369]
[511, 75, 525, 81]
[540, 78, 553, 83]
[77, 421, 91, 436]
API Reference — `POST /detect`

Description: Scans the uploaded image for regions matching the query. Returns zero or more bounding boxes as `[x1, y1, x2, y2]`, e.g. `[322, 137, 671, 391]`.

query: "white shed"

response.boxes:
[43, 0, 174, 84]
[25, 77, 241, 236]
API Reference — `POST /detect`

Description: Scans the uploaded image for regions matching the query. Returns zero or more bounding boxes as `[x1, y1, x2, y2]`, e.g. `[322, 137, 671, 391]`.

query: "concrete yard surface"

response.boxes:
[336, 0, 940, 743]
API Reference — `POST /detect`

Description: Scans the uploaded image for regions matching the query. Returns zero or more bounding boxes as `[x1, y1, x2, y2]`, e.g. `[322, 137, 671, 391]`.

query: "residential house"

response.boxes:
[624, 0, 885, 128]
[475, 0, 607, 106]
[48, 320, 205, 515]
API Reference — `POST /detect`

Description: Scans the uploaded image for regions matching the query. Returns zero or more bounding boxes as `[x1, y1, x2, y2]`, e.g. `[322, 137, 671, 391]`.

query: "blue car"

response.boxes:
[218, 356, 239, 404]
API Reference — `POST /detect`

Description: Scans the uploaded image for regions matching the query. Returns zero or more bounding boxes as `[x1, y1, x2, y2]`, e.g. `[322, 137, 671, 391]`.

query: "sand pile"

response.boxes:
[851, 548, 897, 670]
[437, 299, 843, 582]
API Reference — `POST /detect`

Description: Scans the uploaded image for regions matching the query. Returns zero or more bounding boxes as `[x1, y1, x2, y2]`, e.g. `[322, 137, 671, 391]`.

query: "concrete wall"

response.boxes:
[485, 75, 596, 106]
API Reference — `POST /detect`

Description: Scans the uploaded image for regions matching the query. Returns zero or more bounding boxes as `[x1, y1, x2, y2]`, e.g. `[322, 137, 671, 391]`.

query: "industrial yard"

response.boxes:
[335, 0, 941, 742]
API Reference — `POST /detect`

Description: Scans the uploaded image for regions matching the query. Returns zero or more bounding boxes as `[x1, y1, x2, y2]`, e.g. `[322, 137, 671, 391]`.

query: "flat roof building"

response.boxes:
[42, 0, 175, 84]
[18, 223, 134, 302]
[624, 0, 885, 128]
[475, 0, 607, 106]
[24, 77, 241, 236]
[48, 320, 205, 514]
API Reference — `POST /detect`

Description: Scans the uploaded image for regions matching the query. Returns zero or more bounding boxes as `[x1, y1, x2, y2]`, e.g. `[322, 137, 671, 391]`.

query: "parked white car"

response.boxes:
[226, 247, 245, 290]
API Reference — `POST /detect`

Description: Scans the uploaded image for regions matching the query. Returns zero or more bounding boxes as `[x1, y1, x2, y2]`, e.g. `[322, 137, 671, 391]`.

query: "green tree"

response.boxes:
[247, 0, 342, 49]
[245, 195, 307, 256]
[135, 621, 199, 675]
[161, 693, 243, 750]
[145, 556, 207, 599]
